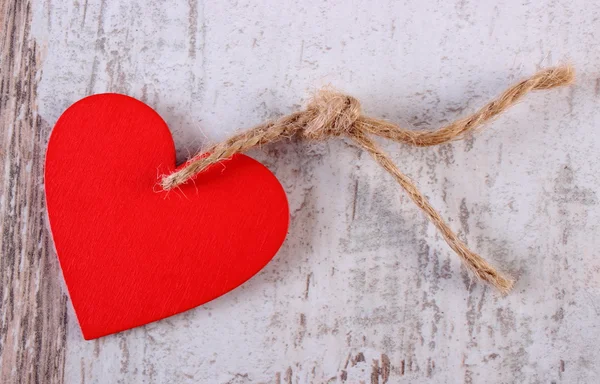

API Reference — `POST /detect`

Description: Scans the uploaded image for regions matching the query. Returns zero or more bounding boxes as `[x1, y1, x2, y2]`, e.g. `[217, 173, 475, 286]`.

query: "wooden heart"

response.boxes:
[45, 94, 289, 339]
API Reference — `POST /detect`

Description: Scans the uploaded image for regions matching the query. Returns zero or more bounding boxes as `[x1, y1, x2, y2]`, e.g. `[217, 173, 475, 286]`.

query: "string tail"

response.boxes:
[352, 130, 514, 294]
[529, 65, 575, 90]
[448, 237, 515, 294]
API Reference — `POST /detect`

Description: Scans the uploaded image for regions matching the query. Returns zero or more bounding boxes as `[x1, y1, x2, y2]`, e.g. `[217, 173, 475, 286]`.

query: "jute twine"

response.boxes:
[161, 66, 574, 294]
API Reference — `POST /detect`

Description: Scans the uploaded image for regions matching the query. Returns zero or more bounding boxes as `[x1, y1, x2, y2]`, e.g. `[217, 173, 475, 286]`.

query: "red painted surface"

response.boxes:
[45, 94, 289, 340]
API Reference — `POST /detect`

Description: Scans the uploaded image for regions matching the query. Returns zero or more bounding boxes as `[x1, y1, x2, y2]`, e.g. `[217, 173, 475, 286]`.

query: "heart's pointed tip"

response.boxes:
[79, 324, 98, 340]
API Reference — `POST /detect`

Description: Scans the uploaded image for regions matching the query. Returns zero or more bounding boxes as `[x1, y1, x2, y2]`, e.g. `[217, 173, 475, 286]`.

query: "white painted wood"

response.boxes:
[29, 0, 600, 382]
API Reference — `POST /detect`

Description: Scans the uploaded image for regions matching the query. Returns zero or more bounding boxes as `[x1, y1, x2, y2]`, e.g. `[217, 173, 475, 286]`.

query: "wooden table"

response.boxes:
[2, 1, 599, 382]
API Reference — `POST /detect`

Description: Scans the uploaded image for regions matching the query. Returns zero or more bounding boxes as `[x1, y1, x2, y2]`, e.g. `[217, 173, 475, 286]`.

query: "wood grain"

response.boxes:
[4, 0, 600, 383]
[0, 1, 67, 383]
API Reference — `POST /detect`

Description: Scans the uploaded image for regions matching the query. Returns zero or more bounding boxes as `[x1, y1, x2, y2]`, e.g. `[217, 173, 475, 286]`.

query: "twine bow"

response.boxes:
[161, 66, 574, 294]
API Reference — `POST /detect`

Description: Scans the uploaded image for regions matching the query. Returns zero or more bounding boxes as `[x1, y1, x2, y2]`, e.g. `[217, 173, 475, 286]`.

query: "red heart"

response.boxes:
[45, 94, 289, 339]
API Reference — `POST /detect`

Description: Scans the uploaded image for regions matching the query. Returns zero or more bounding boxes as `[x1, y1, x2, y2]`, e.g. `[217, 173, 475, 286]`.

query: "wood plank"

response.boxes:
[0, 1, 67, 383]
[15, 0, 600, 382]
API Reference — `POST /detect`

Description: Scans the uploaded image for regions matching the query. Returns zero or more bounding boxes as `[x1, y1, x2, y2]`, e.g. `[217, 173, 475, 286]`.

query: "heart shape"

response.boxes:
[45, 94, 289, 339]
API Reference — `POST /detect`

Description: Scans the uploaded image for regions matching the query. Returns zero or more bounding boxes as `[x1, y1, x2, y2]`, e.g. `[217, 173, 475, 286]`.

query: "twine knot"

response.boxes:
[302, 91, 362, 140]
[160, 65, 575, 294]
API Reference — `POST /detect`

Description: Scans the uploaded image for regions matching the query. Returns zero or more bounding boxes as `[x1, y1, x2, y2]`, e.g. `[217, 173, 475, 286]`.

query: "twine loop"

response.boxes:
[160, 66, 574, 294]
[302, 92, 362, 139]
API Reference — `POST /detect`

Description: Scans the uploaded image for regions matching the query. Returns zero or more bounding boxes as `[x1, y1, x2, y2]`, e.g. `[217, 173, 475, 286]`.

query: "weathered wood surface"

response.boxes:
[0, 1, 67, 384]
[2, 0, 600, 382]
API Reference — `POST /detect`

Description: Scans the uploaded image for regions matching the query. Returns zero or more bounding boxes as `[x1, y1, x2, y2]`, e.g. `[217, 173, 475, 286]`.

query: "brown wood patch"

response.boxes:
[0, 1, 67, 383]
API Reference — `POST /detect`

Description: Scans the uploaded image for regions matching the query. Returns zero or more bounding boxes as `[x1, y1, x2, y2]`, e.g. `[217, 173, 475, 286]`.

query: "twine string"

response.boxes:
[161, 66, 574, 294]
